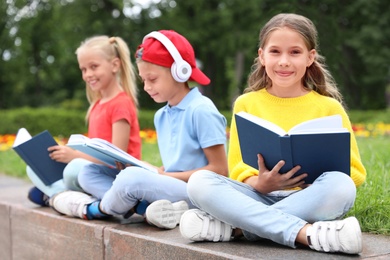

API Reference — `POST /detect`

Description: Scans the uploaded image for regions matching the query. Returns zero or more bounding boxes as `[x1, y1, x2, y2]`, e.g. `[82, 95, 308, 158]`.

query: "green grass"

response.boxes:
[1, 137, 389, 235]
[0, 141, 162, 180]
[347, 137, 390, 235]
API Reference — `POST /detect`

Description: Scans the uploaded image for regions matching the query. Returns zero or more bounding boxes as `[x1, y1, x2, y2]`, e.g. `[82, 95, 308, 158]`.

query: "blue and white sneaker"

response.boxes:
[49, 191, 96, 219]
[28, 186, 49, 206]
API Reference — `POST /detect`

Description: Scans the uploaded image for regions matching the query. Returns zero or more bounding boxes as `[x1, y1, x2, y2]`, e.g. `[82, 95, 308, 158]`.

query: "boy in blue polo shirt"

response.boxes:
[50, 30, 228, 229]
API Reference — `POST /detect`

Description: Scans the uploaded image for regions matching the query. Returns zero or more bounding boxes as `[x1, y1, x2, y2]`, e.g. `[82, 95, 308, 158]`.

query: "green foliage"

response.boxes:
[0, 0, 389, 110]
[1, 108, 389, 137]
[0, 107, 157, 136]
[138, 109, 157, 129]
[0, 107, 87, 136]
[348, 109, 390, 124]
[0, 149, 26, 179]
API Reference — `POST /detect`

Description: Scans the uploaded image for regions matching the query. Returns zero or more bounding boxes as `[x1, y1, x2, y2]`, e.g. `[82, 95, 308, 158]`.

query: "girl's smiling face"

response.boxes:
[258, 27, 316, 97]
[77, 48, 118, 93]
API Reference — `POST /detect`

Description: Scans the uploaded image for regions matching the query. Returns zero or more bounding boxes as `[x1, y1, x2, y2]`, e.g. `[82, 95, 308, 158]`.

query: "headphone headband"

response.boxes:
[142, 31, 192, 82]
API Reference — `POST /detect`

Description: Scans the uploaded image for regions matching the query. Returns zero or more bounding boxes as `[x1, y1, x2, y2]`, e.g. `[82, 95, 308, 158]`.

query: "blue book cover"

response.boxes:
[235, 112, 350, 184]
[13, 129, 66, 185]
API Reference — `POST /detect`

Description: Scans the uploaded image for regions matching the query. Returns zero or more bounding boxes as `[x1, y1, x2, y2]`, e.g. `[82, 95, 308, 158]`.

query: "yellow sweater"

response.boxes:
[228, 89, 366, 187]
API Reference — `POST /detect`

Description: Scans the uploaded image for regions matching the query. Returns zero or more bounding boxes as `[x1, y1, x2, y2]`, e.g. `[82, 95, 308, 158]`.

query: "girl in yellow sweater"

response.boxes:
[179, 13, 366, 255]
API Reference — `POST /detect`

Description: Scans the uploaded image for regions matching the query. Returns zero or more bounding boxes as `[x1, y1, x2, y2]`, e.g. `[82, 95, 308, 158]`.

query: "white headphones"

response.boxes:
[143, 31, 192, 83]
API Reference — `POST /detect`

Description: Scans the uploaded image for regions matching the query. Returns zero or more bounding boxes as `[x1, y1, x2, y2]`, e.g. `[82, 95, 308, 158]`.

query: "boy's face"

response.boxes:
[137, 61, 184, 106]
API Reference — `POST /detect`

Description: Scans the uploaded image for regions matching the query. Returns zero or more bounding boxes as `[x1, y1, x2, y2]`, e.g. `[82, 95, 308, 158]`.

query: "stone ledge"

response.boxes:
[1, 174, 390, 259]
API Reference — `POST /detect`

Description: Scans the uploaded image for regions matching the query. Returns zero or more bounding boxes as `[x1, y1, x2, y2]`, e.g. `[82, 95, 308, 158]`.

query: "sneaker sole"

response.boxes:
[146, 200, 188, 229]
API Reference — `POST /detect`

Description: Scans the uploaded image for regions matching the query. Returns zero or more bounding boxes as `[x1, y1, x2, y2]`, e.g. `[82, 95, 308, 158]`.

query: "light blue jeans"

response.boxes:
[78, 163, 120, 200]
[27, 158, 91, 197]
[187, 170, 356, 248]
[82, 166, 195, 216]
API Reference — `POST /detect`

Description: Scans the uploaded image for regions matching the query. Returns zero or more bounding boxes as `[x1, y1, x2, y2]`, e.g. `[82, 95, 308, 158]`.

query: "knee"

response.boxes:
[111, 167, 144, 191]
[63, 158, 90, 191]
[321, 171, 357, 207]
[77, 163, 99, 189]
[187, 170, 217, 203]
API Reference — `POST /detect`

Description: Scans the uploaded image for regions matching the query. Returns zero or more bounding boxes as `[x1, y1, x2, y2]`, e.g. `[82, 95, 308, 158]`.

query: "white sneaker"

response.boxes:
[307, 217, 362, 254]
[180, 209, 233, 242]
[50, 191, 96, 219]
[145, 200, 189, 229]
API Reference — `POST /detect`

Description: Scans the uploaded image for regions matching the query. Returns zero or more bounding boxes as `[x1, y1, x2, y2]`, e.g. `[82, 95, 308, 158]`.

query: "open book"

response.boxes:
[235, 112, 351, 183]
[67, 134, 157, 173]
[12, 128, 66, 185]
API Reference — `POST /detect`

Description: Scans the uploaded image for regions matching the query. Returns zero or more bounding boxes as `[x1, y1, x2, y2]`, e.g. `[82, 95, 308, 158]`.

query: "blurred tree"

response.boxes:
[0, 0, 389, 110]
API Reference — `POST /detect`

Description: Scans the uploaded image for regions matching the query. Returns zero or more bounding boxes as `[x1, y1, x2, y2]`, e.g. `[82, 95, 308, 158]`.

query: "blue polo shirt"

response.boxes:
[154, 87, 227, 172]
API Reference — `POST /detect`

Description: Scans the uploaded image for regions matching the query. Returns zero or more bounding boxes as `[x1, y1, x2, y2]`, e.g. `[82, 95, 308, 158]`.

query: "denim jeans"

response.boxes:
[27, 158, 90, 197]
[96, 166, 194, 216]
[78, 163, 120, 200]
[187, 170, 356, 248]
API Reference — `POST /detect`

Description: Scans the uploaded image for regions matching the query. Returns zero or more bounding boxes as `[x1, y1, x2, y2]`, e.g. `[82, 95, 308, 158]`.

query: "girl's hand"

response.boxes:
[246, 154, 307, 194]
[48, 145, 77, 164]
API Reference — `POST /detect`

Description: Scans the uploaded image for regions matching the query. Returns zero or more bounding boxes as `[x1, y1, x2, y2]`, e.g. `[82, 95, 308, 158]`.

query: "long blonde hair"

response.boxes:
[246, 13, 343, 104]
[76, 36, 138, 120]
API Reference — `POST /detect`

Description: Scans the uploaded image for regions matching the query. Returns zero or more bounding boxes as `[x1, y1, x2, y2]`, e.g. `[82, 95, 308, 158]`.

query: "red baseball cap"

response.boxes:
[136, 30, 210, 86]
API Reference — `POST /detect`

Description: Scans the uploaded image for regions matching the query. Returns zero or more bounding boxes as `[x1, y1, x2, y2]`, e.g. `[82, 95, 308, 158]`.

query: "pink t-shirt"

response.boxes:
[88, 92, 141, 159]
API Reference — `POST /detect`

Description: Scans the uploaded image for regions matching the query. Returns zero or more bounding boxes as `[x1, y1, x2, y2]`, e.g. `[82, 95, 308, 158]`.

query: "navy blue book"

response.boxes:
[235, 112, 351, 184]
[12, 128, 66, 185]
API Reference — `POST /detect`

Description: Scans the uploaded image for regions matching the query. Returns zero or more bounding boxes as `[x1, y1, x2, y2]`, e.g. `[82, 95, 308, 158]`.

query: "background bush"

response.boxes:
[1, 108, 389, 136]
[0, 107, 156, 136]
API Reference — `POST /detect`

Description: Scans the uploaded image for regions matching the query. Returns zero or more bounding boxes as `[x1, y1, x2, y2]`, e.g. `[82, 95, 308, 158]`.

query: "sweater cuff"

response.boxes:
[236, 170, 258, 183]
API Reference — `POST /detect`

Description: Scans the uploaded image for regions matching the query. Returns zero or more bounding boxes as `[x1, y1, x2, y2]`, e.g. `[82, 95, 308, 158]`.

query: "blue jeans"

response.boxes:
[78, 163, 120, 200]
[187, 170, 356, 248]
[27, 158, 91, 197]
[92, 166, 194, 215]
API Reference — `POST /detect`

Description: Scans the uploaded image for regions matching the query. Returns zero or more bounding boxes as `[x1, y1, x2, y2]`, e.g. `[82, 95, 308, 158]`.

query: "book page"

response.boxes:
[67, 134, 89, 144]
[236, 112, 287, 136]
[88, 138, 133, 158]
[67, 134, 157, 173]
[12, 128, 32, 147]
[288, 115, 347, 134]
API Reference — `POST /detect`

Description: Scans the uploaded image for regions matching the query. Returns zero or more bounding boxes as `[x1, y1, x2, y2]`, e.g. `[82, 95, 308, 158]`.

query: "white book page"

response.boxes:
[88, 138, 132, 158]
[67, 134, 157, 173]
[288, 115, 347, 134]
[13, 128, 32, 147]
[236, 112, 287, 136]
[67, 134, 88, 144]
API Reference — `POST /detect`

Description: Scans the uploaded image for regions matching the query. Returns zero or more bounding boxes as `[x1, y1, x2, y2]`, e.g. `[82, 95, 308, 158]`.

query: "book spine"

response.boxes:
[279, 136, 294, 173]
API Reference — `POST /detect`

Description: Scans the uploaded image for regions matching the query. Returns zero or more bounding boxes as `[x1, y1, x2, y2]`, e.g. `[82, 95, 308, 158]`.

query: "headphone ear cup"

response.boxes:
[171, 60, 192, 82]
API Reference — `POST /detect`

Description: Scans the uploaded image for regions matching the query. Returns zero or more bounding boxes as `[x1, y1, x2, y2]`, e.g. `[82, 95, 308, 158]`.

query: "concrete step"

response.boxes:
[1, 174, 389, 260]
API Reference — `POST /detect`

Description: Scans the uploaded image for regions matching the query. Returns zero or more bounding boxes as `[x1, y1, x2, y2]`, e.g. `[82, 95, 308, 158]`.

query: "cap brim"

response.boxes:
[190, 68, 210, 86]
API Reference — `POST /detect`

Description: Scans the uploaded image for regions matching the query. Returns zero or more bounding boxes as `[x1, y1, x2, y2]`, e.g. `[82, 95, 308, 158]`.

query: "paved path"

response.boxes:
[1, 173, 389, 259]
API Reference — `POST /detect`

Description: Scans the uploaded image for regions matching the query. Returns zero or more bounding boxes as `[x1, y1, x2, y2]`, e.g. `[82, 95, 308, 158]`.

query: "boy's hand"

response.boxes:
[115, 161, 132, 170]
[157, 166, 165, 175]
